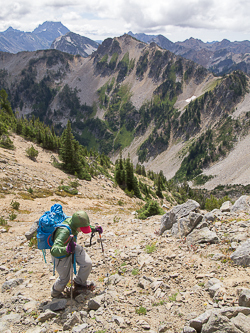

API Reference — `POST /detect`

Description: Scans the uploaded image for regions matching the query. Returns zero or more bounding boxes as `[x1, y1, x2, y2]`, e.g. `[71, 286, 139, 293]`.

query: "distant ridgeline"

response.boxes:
[0, 34, 249, 186]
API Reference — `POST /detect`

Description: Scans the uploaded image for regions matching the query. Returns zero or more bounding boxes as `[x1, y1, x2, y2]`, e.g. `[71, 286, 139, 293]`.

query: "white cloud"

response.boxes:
[0, 0, 250, 41]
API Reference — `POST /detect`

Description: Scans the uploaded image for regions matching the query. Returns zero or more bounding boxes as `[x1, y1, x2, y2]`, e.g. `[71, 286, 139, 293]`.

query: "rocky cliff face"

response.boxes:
[50, 32, 99, 57]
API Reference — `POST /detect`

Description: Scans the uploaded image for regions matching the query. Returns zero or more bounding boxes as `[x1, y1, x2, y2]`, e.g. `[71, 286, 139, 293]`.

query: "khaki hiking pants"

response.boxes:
[52, 244, 92, 293]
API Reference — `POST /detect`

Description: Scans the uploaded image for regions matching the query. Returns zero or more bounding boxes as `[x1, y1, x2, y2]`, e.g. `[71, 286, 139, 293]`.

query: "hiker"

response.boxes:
[50, 210, 103, 298]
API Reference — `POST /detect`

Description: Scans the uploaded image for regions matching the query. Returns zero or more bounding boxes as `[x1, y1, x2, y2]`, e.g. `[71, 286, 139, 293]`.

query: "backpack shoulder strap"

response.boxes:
[51, 224, 72, 244]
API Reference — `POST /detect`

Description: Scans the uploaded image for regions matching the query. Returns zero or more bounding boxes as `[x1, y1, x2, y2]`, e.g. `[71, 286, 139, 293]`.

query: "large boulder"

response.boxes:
[230, 239, 250, 267]
[171, 199, 200, 219]
[186, 227, 219, 245]
[187, 307, 250, 333]
[231, 312, 250, 333]
[159, 211, 176, 235]
[201, 312, 242, 333]
[231, 195, 250, 213]
[171, 212, 203, 238]
[159, 200, 200, 235]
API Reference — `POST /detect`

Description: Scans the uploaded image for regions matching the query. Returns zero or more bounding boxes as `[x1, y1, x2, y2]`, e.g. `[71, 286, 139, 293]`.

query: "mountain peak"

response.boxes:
[32, 21, 70, 44]
[3, 26, 22, 34]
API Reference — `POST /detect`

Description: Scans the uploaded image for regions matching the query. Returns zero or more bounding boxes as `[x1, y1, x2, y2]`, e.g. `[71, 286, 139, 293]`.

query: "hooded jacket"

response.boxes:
[50, 211, 94, 258]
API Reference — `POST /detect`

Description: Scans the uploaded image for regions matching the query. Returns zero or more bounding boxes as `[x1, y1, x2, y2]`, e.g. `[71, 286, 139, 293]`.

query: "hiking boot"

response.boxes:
[51, 286, 64, 298]
[73, 281, 96, 293]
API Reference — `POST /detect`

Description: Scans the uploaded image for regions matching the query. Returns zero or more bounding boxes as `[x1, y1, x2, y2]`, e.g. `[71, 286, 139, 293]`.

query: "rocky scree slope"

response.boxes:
[0, 136, 250, 332]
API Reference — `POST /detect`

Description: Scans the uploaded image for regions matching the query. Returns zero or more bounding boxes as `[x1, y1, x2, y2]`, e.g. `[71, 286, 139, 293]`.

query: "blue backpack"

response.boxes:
[36, 204, 77, 275]
[37, 204, 71, 258]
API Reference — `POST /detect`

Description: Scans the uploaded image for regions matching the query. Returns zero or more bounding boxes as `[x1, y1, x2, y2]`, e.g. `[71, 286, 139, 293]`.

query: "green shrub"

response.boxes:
[132, 268, 139, 275]
[205, 194, 231, 211]
[26, 145, 39, 161]
[11, 200, 20, 210]
[27, 187, 33, 194]
[58, 185, 78, 195]
[169, 292, 178, 302]
[29, 236, 37, 248]
[145, 242, 157, 254]
[135, 306, 147, 315]
[137, 200, 165, 219]
[0, 135, 14, 150]
[9, 212, 17, 220]
[0, 217, 7, 226]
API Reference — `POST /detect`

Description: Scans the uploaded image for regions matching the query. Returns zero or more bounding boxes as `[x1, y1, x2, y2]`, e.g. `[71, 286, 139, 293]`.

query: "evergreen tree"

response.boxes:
[156, 175, 163, 198]
[132, 174, 142, 199]
[125, 155, 134, 192]
[60, 120, 81, 173]
[141, 165, 146, 177]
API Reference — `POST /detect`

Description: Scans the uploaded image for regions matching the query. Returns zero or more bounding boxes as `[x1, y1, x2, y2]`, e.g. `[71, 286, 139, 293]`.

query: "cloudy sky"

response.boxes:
[1, 0, 250, 42]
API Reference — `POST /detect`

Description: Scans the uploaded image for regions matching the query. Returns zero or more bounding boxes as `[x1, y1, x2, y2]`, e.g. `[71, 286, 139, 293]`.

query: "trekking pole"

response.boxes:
[70, 252, 74, 312]
[69, 236, 75, 312]
[98, 233, 110, 281]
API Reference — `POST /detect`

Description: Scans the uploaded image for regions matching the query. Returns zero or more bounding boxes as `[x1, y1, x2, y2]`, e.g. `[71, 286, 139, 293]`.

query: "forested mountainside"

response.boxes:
[0, 34, 249, 187]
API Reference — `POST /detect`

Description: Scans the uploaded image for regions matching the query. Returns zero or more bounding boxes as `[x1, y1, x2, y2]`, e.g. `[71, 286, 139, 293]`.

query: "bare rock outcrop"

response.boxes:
[231, 195, 250, 213]
[230, 239, 250, 267]
[159, 199, 200, 235]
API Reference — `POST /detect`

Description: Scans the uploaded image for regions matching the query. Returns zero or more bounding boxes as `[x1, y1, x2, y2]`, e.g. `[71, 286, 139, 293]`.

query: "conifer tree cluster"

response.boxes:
[0, 89, 16, 149]
[115, 153, 142, 199]
[0, 89, 112, 181]
[15, 116, 60, 151]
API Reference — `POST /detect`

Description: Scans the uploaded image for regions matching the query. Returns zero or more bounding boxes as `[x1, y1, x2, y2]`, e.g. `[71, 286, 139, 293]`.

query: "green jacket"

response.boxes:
[50, 216, 94, 258]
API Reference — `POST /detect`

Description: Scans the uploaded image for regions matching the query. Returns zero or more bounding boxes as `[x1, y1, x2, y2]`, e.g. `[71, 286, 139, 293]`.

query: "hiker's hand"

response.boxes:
[95, 226, 103, 234]
[66, 241, 76, 254]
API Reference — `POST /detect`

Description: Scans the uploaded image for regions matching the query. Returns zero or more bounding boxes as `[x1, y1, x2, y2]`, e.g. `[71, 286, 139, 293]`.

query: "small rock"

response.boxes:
[72, 323, 88, 333]
[37, 309, 57, 323]
[2, 278, 23, 292]
[239, 289, 250, 307]
[88, 295, 104, 310]
[158, 322, 171, 332]
[220, 201, 232, 212]
[0, 266, 9, 271]
[138, 319, 151, 330]
[23, 300, 38, 313]
[182, 327, 196, 333]
[42, 298, 67, 312]
[25, 220, 39, 240]
[203, 212, 215, 222]
[112, 315, 126, 327]
[63, 312, 82, 331]
[189, 310, 212, 332]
